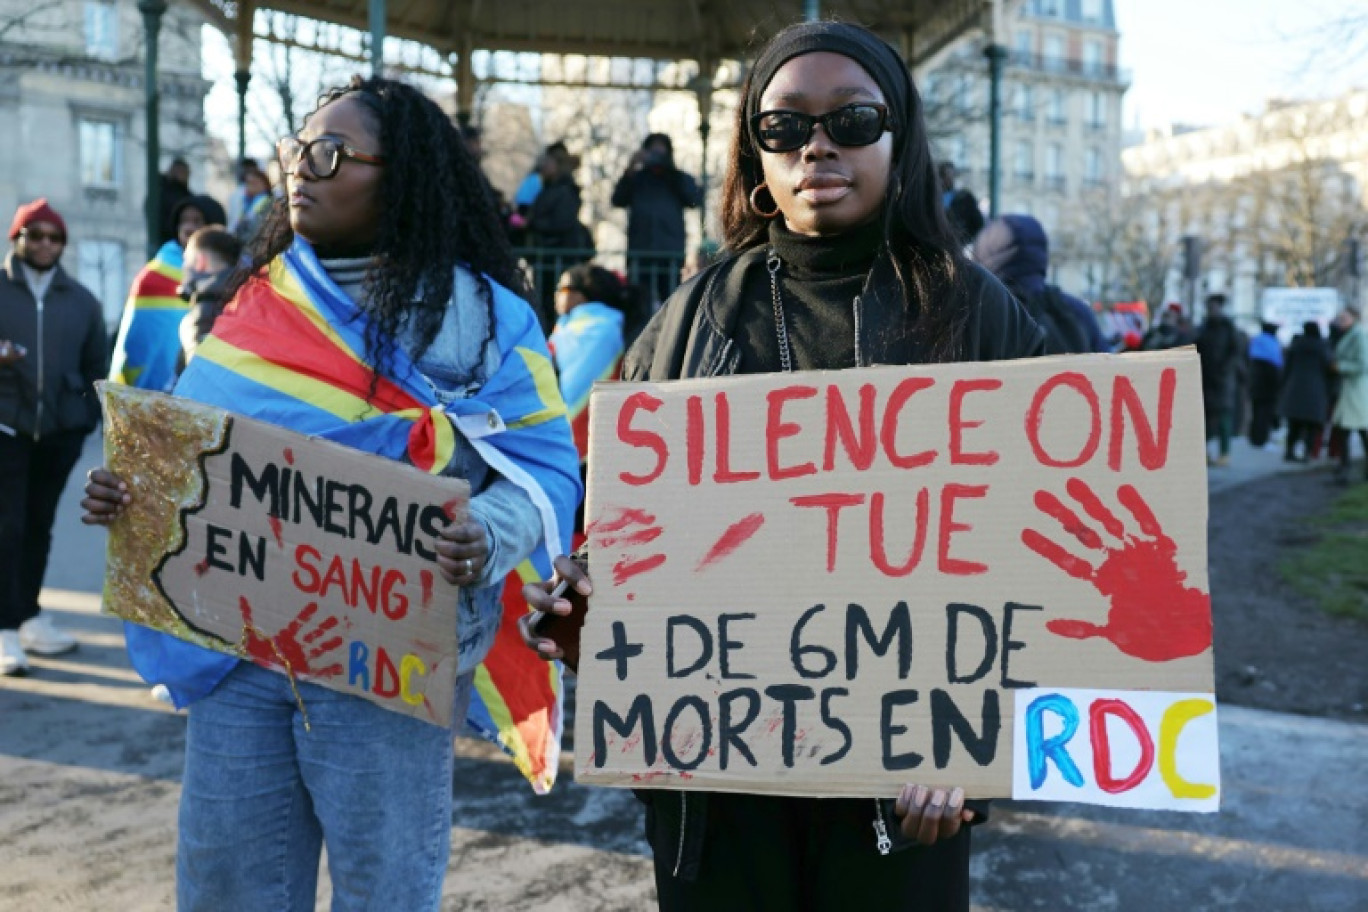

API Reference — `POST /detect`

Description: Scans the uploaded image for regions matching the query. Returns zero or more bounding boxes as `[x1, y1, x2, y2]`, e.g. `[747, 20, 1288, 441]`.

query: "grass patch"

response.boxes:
[1278, 481, 1368, 620]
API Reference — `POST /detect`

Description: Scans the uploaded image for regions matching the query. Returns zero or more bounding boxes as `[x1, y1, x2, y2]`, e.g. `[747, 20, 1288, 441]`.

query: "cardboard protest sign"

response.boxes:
[575, 351, 1218, 811]
[99, 383, 468, 727]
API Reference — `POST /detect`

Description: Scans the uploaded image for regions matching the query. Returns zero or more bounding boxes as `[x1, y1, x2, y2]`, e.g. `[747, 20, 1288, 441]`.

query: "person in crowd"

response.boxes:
[938, 160, 984, 248]
[1278, 321, 1332, 463]
[156, 158, 193, 246]
[527, 143, 593, 330]
[0, 199, 107, 675]
[1246, 321, 1283, 449]
[612, 133, 702, 306]
[1330, 306, 1368, 483]
[81, 75, 581, 909]
[232, 163, 274, 245]
[225, 158, 260, 228]
[1141, 303, 1191, 351]
[110, 194, 227, 393]
[1196, 293, 1240, 466]
[547, 263, 645, 530]
[175, 226, 242, 371]
[972, 213, 1108, 354]
[523, 20, 1047, 911]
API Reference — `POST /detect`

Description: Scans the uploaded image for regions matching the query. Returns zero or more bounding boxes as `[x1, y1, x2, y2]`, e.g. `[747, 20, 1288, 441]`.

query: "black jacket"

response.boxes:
[1196, 314, 1240, 410]
[0, 253, 107, 439]
[611, 166, 701, 254]
[1279, 334, 1332, 423]
[623, 245, 1044, 881]
[625, 247, 1045, 383]
[528, 176, 591, 250]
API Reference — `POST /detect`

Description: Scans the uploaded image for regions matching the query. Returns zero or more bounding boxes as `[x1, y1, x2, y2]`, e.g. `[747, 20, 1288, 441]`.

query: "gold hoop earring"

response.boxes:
[749, 183, 781, 219]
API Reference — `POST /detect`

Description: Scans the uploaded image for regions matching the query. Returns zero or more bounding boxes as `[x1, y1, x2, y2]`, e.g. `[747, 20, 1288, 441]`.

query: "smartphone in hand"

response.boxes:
[529, 552, 589, 672]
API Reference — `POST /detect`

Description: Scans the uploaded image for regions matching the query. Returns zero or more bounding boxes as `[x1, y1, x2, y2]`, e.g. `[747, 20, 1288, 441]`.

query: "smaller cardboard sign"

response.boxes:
[100, 384, 469, 726]
[1011, 688, 1220, 812]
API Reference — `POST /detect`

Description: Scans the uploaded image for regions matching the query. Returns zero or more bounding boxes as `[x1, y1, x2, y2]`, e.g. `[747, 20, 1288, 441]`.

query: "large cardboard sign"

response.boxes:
[100, 384, 469, 727]
[576, 351, 1218, 811]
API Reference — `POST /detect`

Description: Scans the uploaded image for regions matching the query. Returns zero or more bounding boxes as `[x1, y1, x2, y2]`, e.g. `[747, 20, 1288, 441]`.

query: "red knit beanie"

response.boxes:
[9, 198, 67, 241]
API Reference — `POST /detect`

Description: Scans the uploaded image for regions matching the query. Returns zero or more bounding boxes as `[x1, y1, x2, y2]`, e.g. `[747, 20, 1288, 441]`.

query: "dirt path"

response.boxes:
[1209, 468, 1368, 721]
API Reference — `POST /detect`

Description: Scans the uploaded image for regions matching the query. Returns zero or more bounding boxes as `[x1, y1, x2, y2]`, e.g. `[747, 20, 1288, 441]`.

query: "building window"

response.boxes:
[1048, 88, 1066, 124]
[1044, 34, 1064, 70]
[1014, 140, 1034, 180]
[77, 239, 125, 328]
[1083, 40, 1103, 76]
[1085, 146, 1103, 184]
[84, 1, 118, 60]
[1081, 0, 1104, 22]
[1036, 0, 1062, 17]
[1014, 29, 1033, 60]
[1088, 91, 1106, 128]
[79, 119, 120, 189]
[1046, 143, 1064, 192]
[1016, 83, 1034, 120]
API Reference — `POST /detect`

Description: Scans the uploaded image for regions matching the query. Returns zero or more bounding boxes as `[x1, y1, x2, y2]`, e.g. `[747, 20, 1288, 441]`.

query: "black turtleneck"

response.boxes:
[734, 219, 884, 374]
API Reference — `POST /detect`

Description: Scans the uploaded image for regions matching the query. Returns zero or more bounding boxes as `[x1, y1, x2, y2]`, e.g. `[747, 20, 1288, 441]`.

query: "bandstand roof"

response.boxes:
[191, 0, 998, 70]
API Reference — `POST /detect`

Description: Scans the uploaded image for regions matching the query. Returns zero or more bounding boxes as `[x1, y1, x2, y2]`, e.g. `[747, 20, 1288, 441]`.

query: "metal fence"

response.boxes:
[514, 247, 687, 325]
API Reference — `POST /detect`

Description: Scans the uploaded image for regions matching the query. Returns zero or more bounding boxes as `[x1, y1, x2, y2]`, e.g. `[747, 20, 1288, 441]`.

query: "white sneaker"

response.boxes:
[1, 630, 29, 676]
[18, 615, 77, 656]
[150, 684, 174, 705]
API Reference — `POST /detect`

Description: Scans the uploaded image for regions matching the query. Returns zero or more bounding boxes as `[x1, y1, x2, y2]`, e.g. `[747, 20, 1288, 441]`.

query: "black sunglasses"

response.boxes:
[749, 103, 892, 153]
[277, 135, 384, 180]
[20, 228, 64, 244]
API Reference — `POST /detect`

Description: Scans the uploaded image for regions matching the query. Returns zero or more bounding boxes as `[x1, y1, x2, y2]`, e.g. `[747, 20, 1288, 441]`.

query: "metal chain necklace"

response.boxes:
[766, 250, 794, 373]
[766, 247, 867, 373]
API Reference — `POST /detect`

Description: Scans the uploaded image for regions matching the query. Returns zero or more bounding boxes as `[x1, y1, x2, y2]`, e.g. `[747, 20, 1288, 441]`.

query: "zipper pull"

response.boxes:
[872, 800, 892, 856]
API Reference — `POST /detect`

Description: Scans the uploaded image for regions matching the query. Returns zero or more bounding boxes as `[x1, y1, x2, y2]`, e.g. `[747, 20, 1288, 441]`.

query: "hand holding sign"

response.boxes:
[1021, 479, 1211, 662]
[238, 596, 344, 678]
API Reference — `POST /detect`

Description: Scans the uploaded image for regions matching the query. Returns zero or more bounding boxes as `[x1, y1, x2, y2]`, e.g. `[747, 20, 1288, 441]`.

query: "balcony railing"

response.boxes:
[1008, 50, 1130, 84]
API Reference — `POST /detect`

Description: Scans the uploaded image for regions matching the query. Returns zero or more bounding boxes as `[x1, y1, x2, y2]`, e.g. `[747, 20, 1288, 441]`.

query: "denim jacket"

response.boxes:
[406, 266, 540, 675]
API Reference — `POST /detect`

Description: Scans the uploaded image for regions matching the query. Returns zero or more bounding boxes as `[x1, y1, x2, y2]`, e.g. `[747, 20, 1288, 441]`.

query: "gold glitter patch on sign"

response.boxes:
[100, 382, 234, 650]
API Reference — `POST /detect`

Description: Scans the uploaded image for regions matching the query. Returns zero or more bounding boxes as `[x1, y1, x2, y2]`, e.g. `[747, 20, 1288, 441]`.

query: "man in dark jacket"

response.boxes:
[1196, 293, 1240, 466]
[972, 214, 1108, 354]
[612, 133, 701, 307]
[0, 199, 107, 675]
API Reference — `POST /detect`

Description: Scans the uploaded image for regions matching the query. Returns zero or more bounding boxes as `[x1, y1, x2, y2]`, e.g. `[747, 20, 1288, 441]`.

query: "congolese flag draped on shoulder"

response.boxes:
[109, 239, 185, 391]
[548, 302, 624, 462]
[171, 237, 581, 791]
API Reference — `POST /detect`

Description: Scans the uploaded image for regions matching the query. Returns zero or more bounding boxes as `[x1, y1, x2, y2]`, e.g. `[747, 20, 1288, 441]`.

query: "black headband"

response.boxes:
[745, 21, 913, 139]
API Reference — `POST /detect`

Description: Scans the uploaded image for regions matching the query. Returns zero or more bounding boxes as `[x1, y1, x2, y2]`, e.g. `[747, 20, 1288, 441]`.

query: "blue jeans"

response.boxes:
[176, 661, 474, 911]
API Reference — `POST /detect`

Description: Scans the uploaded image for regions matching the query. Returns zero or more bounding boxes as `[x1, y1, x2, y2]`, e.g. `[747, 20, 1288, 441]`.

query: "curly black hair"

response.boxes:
[721, 24, 969, 363]
[225, 75, 528, 397]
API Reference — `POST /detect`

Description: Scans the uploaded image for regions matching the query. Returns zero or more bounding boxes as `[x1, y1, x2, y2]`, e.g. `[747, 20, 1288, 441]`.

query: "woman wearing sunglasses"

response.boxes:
[524, 21, 1045, 910]
[83, 76, 581, 910]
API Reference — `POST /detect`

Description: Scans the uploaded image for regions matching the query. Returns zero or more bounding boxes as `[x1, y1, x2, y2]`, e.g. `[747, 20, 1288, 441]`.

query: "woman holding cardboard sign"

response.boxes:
[82, 77, 581, 910]
[522, 20, 1045, 910]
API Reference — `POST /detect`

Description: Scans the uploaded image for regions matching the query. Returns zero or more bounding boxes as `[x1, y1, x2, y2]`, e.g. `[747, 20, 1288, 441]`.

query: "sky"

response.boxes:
[1115, 0, 1368, 131]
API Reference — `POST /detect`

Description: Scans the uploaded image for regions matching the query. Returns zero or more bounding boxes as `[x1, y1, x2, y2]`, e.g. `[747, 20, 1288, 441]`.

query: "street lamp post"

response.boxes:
[137, 0, 167, 258]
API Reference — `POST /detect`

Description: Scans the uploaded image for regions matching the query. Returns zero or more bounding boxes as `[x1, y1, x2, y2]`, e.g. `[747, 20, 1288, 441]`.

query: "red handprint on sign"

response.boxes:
[238, 597, 345, 678]
[1021, 478, 1211, 662]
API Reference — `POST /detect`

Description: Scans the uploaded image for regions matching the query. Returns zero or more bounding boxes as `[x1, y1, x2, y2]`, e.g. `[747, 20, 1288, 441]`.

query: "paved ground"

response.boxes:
[1, 434, 1366, 911]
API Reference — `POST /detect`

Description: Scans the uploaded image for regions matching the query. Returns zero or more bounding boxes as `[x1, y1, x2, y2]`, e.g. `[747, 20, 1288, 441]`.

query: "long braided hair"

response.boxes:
[226, 75, 528, 395]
